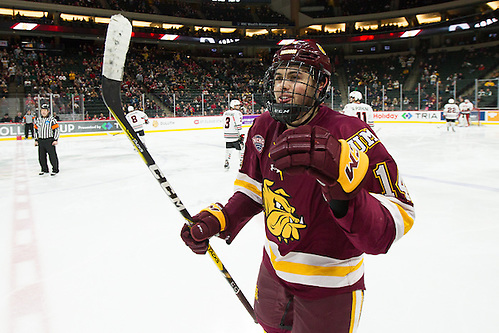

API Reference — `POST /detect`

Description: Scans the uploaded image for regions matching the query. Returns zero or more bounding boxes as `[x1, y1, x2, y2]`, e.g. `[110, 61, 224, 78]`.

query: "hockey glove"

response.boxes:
[269, 125, 369, 201]
[180, 203, 227, 255]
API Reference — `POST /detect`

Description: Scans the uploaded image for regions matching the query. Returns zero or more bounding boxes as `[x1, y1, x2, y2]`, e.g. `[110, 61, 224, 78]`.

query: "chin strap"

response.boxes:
[286, 106, 316, 126]
[284, 102, 321, 127]
[271, 102, 320, 126]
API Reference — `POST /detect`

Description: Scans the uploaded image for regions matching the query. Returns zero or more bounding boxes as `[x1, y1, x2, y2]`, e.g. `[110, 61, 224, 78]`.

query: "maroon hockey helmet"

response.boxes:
[273, 40, 332, 76]
[263, 40, 332, 124]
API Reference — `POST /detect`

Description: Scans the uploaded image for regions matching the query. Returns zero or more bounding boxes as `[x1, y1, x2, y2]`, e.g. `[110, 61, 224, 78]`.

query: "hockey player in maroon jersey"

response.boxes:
[181, 40, 415, 333]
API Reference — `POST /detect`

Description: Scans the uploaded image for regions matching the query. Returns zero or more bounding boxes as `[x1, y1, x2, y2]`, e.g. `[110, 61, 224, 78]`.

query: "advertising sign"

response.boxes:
[0, 115, 261, 140]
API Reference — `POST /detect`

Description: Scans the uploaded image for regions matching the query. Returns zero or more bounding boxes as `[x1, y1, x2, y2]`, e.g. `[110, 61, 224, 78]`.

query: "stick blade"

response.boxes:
[102, 14, 132, 82]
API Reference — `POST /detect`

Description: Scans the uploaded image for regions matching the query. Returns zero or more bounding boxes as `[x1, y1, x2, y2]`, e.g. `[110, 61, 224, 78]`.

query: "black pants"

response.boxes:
[25, 123, 34, 138]
[38, 138, 59, 173]
[226, 140, 243, 150]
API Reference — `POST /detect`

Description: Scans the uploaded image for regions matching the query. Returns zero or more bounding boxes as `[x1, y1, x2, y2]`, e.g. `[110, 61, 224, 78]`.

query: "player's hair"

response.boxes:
[263, 40, 331, 125]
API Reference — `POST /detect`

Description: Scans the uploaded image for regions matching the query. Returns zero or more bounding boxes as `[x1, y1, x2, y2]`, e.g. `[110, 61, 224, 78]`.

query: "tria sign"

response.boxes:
[372, 111, 441, 122]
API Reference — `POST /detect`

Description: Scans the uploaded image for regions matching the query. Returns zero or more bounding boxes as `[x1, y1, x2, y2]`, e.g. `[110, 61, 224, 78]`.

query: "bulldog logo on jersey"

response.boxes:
[262, 179, 306, 244]
[252, 134, 265, 153]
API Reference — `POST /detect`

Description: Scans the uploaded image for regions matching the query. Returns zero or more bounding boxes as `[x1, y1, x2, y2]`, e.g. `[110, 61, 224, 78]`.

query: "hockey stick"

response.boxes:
[101, 14, 256, 323]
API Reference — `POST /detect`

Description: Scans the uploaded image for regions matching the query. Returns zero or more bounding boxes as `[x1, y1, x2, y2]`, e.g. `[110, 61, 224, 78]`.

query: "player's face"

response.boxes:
[273, 65, 317, 108]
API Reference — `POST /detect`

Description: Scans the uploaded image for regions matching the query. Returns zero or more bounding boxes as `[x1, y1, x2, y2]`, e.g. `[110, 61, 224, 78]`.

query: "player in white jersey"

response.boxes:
[443, 98, 460, 132]
[125, 105, 149, 146]
[459, 98, 473, 127]
[341, 91, 374, 128]
[223, 100, 244, 170]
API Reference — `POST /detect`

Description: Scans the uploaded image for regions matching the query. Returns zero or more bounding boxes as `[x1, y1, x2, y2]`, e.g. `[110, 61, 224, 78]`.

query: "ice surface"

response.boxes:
[1, 123, 498, 333]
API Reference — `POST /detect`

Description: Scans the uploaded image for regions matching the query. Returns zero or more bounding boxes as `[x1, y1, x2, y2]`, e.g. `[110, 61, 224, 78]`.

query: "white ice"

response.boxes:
[1, 122, 499, 333]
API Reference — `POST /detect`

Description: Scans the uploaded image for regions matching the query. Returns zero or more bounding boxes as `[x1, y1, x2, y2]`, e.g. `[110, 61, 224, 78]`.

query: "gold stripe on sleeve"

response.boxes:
[234, 179, 262, 198]
[395, 202, 414, 235]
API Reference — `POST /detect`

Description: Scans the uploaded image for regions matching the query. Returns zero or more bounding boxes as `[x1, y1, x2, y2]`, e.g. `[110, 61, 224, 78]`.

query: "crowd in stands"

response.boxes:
[44, 0, 458, 19]
[345, 55, 415, 111]
[3, 1, 496, 44]
[0, 49, 10, 99]
[108, 0, 154, 14]
[155, 0, 198, 19]
[49, 0, 102, 9]
[1, 34, 498, 120]
[0, 38, 272, 119]
[414, 47, 499, 109]
[301, 0, 456, 18]
[340, 0, 391, 16]
[123, 44, 269, 116]
[398, 0, 452, 11]
[343, 46, 499, 111]
[43, 0, 292, 24]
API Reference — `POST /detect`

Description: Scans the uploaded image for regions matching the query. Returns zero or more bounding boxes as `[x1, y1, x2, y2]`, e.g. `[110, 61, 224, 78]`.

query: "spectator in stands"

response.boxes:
[1, 113, 12, 123]
[8, 64, 16, 83]
[430, 72, 438, 85]
[14, 112, 23, 123]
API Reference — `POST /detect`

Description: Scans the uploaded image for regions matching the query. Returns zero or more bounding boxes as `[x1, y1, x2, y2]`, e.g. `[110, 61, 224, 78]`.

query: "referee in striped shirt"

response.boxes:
[34, 105, 60, 176]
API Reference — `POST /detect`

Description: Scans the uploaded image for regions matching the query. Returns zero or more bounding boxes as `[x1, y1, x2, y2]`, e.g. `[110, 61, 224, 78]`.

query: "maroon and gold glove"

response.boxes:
[180, 203, 227, 254]
[269, 125, 369, 201]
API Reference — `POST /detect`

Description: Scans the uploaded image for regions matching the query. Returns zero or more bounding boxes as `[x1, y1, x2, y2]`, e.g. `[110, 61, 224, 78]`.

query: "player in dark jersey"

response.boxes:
[181, 40, 415, 333]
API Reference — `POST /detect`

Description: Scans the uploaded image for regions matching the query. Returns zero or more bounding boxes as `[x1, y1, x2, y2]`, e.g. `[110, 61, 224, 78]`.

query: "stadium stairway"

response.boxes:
[403, 56, 421, 92]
